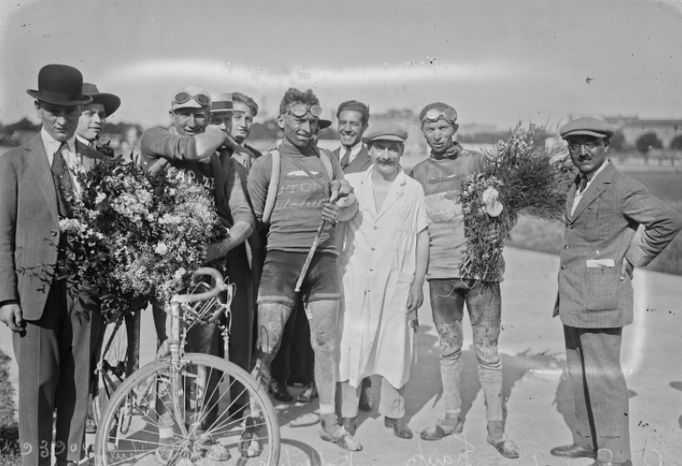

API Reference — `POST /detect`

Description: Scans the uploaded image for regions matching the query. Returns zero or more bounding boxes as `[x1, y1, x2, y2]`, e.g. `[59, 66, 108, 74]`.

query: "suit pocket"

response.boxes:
[583, 267, 618, 311]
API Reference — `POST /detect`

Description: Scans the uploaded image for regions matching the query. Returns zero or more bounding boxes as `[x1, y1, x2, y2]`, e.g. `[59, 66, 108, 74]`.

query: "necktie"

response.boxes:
[578, 175, 588, 193]
[340, 147, 351, 169]
[51, 143, 75, 218]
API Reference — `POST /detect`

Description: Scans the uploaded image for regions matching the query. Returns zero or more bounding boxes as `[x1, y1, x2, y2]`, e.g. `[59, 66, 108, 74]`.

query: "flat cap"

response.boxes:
[363, 121, 408, 143]
[559, 117, 614, 139]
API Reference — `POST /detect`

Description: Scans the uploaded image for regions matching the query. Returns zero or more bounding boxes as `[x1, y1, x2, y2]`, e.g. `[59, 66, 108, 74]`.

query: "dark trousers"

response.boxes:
[224, 244, 254, 373]
[271, 299, 314, 385]
[563, 325, 630, 463]
[13, 279, 93, 466]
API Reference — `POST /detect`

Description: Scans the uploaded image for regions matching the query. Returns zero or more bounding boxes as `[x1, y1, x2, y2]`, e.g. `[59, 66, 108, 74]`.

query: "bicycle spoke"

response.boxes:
[96, 345, 280, 464]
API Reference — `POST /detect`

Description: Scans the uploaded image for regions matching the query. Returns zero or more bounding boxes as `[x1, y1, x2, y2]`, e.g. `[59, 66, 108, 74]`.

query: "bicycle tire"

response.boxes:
[94, 353, 280, 466]
[92, 319, 129, 427]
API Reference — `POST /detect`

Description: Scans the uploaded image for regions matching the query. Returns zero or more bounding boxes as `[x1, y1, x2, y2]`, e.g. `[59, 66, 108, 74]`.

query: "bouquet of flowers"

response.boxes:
[53, 156, 223, 321]
[458, 124, 575, 281]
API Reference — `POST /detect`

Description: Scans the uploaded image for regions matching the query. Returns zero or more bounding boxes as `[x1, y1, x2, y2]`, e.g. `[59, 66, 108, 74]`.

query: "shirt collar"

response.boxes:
[366, 165, 407, 186]
[586, 159, 609, 182]
[41, 127, 75, 154]
[76, 135, 94, 147]
[339, 141, 364, 157]
[280, 138, 316, 157]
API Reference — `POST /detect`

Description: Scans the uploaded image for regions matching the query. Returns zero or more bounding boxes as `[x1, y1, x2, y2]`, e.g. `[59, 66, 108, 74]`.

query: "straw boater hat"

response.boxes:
[210, 91, 234, 114]
[26, 64, 92, 106]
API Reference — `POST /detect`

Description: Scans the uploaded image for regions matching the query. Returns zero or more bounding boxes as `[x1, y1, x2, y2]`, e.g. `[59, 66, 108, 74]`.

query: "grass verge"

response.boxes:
[0, 349, 20, 466]
[509, 212, 682, 276]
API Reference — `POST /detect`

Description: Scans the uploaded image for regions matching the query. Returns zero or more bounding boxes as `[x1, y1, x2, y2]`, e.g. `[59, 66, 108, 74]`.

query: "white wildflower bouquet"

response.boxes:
[458, 124, 574, 281]
[53, 157, 223, 321]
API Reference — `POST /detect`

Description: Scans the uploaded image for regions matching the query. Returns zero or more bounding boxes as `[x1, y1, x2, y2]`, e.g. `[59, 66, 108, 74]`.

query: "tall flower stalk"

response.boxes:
[458, 124, 575, 281]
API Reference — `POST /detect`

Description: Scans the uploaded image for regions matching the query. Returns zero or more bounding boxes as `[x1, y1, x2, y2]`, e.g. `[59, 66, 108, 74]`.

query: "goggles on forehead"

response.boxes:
[174, 91, 211, 107]
[421, 107, 457, 124]
[286, 103, 322, 118]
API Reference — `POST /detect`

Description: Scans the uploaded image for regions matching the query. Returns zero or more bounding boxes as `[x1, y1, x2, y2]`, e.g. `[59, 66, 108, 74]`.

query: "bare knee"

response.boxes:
[310, 327, 337, 354]
[256, 303, 289, 355]
[436, 321, 463, 365]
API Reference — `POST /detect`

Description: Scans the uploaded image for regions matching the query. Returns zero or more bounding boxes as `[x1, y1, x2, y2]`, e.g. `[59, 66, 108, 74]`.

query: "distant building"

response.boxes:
[602, 115, 682, 149]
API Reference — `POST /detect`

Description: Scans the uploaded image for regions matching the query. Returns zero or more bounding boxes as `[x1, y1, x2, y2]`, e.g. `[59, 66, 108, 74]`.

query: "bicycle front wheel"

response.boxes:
[94, 353, 280, 466]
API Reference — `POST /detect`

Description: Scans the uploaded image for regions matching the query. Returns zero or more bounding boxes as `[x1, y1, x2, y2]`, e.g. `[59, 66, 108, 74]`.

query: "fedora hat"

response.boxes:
[82, 82, 121, 117]
[26, 64, 92, 106]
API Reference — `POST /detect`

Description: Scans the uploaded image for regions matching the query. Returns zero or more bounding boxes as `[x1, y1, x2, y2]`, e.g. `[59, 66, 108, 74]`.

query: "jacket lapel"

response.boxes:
[25, 135, 59, 222]
[352, 147, 372, 171]
[565, 177, 578, 223]
[357, 170, 377, 217]
[376, 170, 407, 221]
[570, 163, 615, 221]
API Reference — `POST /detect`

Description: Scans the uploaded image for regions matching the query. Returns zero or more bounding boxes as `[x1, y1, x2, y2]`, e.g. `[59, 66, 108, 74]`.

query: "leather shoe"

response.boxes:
[550, 443, 595, 459]
[320, 416, 363, 452]
[420, 416, 464, 440]
[384, 416, 413, 439]
[588, 449, 632, 465]
[341, 416, 357, 436]
[296, 382, 318, 403]
[269, 379, 293, 402]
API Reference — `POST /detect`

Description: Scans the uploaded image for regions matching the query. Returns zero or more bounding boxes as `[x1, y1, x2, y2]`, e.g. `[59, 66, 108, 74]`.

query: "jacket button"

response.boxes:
[50, 230, 58, 237]
[560, 265, 566, 270]
[563, 245, 569, 249]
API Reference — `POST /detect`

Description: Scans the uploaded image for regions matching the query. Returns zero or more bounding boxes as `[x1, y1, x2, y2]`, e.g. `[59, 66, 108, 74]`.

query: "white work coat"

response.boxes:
[338, 167, 428, 389]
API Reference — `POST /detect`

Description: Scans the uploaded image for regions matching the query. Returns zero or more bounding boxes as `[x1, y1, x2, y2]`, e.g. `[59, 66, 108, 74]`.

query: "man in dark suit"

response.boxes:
[75, 81, 121, 434]
[551, 117, 682, 466]
[230, 91, 263, 173]
[0, 64, 105, 466]
[75, 82, 120, 150]
[332, 100, 372, 174]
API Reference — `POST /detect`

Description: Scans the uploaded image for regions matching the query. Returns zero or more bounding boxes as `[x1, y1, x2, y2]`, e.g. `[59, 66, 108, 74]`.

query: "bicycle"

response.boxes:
[90, 310, 142, 431]
[94, 267, 280, 465]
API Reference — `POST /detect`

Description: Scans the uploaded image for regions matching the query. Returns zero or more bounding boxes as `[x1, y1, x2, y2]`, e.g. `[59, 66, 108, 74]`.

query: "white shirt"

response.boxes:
[76, 134, 94, 147]
[338, 141, 364, 165]
[571, 160, 609, 215]
[41, 127, 83, 198]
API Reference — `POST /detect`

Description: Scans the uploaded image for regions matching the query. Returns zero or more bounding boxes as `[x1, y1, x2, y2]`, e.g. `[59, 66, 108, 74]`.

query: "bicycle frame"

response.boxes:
[165, 267, 230, 436]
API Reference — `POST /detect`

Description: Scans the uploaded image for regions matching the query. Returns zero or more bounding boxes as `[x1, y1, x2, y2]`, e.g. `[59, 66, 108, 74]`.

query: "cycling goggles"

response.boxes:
[421, 107, 458, 124]
[173, 91, 211, 107]
[285, 103, 322, 118]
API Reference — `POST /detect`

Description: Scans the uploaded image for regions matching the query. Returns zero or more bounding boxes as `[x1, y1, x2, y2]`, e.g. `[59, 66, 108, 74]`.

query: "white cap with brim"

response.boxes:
[171, 85, 211, 111]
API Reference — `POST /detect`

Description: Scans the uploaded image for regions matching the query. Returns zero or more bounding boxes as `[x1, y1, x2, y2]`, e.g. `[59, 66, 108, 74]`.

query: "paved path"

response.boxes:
[2, 247, 681, 465]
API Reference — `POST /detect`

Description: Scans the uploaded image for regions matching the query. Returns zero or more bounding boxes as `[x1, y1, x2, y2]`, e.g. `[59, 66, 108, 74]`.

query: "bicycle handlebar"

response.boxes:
[170, 267, 227, 304]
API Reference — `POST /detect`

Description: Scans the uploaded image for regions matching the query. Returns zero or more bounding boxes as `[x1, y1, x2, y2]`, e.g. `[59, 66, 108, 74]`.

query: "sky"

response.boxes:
[1, 0, 681, 131]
